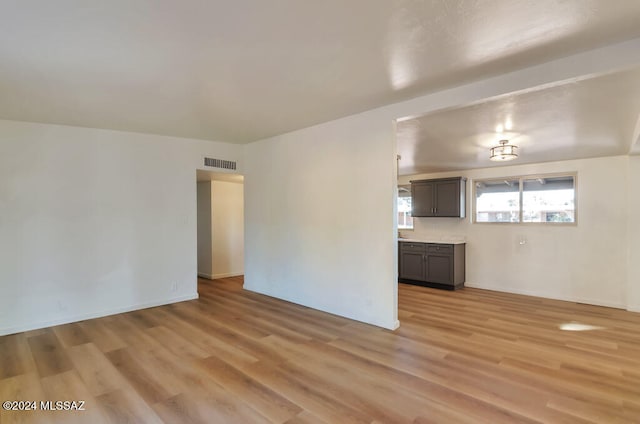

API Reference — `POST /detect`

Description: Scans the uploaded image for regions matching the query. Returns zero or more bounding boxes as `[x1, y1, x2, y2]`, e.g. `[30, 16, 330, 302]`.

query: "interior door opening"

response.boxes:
[196, 170, 244, 287]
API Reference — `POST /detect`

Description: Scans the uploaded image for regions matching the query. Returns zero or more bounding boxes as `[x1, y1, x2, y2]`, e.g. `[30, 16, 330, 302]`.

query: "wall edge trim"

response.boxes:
[0, 293, 199, 337]
[464, 283, 625, 309]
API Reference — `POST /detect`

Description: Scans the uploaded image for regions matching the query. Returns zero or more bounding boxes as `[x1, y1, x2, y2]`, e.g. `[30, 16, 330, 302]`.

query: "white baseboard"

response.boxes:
[0, 293, 199, 337]
[464, 283, 625, 309]
[243, 285, 399, 330]
[628, 305, 640, 313]
[213, 272, 243, 279]
[198, 272, 243, 280]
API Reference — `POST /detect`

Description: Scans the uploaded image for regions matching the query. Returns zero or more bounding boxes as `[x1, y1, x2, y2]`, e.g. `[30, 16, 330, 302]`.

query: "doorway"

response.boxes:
[196, 170, 244, 281]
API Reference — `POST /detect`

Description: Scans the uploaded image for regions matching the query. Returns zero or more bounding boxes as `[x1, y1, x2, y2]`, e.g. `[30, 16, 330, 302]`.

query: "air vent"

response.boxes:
[204, 157, 237, 170]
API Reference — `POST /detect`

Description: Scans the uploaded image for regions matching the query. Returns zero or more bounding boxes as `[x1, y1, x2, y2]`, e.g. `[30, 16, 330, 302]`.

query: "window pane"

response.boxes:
[522, 176, 575, 223]
[398, 185, 413, 229]
[475, 179, 520, 222]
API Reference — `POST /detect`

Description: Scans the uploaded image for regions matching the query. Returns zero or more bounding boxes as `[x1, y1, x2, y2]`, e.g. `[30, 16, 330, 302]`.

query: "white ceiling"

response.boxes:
[396, 67, 640, 175]
[2, 1, 640, 143]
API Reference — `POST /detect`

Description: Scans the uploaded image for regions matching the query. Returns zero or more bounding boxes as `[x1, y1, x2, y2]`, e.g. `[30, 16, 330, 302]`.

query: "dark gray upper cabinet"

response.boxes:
[410, 177, 466, 218]
[410, 183, 435, 217]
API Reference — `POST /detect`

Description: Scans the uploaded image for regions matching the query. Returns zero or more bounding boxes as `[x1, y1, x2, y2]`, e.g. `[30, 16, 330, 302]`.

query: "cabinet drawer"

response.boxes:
[427, 244, 453, 254]
[400, 242, 426, 252]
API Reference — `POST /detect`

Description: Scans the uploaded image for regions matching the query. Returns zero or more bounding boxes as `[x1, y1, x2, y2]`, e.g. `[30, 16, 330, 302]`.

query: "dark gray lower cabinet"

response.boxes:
[398, 243, 426, 281]
[399, 242, 466, 290]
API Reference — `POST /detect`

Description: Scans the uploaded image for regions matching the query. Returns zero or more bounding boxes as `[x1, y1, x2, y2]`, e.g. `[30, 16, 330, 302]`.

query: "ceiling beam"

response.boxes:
[387, 37, 640, 124]
[630, 113, 640, 155]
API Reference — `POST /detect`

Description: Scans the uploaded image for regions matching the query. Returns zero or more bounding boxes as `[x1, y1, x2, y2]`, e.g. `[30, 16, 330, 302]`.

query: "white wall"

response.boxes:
[197, 181, 213, 278]
[0, 119, 242, 335]
[211, 180, 244, 278]
[242, 39, 640, 329]
[3, 40, 637, 335]
[244, 113, 400, 329]
[628, 156, 640, 312]
[399, 156, 629, 309]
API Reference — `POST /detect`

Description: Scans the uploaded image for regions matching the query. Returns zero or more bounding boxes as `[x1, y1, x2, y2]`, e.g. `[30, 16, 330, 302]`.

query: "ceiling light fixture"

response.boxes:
[489, 139, 518, 161]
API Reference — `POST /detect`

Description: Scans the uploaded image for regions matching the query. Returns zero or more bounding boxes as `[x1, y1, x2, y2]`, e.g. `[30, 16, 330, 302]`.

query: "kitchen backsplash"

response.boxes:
[399, 217, 467, 243]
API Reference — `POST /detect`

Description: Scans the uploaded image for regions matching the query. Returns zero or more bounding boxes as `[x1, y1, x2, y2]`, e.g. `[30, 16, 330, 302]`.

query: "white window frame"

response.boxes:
[472, 172, 577, 225]
[397, 185, 414, 230]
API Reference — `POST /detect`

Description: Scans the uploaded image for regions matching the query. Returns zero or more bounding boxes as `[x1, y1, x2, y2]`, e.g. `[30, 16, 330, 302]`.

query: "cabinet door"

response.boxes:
[434, 180, 460, 217]
[426, 254, 453, 285]
[411, 182, 435, 217]
[400, 251, 426, 281]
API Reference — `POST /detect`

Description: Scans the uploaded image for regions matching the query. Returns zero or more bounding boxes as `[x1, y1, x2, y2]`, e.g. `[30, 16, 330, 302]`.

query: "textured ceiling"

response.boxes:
[2, 1, 640, 143]
[396, 68, 640, 175]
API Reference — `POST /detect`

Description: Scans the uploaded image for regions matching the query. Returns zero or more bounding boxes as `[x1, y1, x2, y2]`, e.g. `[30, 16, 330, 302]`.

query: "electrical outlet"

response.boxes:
[171, 282, 179, 292]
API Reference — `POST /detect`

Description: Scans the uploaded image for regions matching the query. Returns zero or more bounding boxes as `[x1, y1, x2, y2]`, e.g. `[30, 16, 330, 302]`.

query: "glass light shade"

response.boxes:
[490, 140, 518, 161]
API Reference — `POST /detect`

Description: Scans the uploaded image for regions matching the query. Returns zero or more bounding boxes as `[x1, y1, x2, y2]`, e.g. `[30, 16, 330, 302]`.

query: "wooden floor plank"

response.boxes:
[39, 370, 108, 424]
[51, 323, 91, 348]
[1, 276, 640, 423]
[96, 388, 164, 424]
[66, 343, 127, 397]
[0, 372, 51, 424]
[240, 360, 373, 424]
[284, 410, 330, 424]
[197, 354, 303, 423]
[152, 393, 215, 424]
[105, 347, 177, 405]
[144, 326, 209, 361]
[77, 320, 127, 353]
[0, 333, 35, 380]
[144, 308, 260, 369]
[26, 331, 73, 378]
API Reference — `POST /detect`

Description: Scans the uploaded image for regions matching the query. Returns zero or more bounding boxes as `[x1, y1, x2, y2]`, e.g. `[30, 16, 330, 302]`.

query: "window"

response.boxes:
[398, 185, 414, 229]
[474, 174, 575, 224]
[475, 178, 520, 223]
[522, 176, 575, 222]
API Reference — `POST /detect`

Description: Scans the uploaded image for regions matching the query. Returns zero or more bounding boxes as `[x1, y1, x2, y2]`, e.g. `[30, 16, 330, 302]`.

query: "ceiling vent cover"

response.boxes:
[204, 157, 237, 170]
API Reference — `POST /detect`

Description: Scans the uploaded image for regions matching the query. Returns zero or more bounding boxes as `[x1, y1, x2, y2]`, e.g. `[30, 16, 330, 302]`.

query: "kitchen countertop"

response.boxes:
[398, 237, 466, 245]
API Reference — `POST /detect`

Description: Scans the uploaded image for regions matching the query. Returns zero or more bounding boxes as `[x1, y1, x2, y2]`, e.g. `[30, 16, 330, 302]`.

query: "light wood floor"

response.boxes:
[1, 277, 640, 423]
